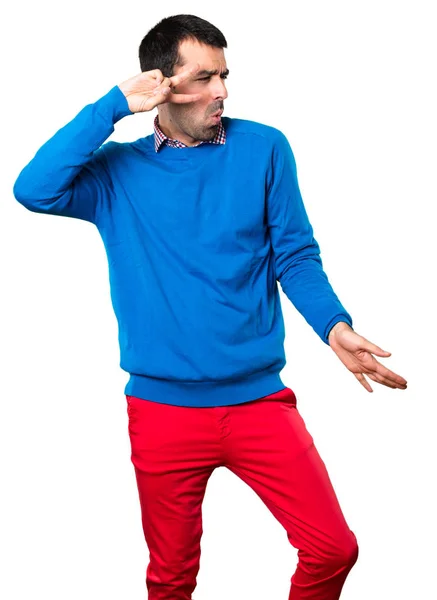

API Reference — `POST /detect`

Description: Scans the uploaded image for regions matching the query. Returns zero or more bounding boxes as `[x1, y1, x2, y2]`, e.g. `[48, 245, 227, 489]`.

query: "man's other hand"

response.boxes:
[328, 322, 408, 392]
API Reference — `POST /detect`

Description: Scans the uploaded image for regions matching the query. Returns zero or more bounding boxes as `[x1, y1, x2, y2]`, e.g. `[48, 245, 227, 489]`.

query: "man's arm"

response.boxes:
[266, 129, 353, 345]
[266, 130, 407, 391]
[12, 65, 204, 225]
[12, 85, 133, 224]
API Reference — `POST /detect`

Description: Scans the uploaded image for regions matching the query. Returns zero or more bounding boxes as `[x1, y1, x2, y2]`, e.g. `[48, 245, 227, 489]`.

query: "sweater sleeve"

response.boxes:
[13, 85, 133, 224]
[266, 129, 353, 345]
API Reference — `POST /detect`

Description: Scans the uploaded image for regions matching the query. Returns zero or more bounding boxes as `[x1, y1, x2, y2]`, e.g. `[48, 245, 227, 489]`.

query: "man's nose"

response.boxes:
[213, 78, 228, 100]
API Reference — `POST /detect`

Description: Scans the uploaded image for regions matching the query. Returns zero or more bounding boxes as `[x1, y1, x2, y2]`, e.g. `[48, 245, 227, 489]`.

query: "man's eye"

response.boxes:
[199, 75, 228, 81]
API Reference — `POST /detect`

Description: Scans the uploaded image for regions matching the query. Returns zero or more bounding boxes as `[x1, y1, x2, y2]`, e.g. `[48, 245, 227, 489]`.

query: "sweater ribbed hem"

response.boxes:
[124, 367, 286, 407]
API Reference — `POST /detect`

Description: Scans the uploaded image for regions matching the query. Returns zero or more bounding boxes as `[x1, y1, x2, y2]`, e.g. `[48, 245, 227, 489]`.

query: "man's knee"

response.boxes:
[330, 532, 359, 571]
[301, 531, 359, 576]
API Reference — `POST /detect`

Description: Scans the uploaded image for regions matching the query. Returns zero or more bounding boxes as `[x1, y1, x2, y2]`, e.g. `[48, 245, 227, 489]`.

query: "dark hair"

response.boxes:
[138, 14, 227, 78]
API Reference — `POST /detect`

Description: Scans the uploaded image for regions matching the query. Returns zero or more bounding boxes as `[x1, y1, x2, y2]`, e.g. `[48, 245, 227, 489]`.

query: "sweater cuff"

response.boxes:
[95, 84, 134, 124]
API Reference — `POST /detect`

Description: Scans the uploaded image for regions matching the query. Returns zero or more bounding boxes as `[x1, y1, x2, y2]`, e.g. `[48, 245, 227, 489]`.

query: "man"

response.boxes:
[13, 13, 407, 600]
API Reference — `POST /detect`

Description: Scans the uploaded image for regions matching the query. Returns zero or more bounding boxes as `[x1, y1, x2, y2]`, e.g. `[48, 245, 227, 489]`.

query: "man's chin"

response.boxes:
[198, 128, 217, 139]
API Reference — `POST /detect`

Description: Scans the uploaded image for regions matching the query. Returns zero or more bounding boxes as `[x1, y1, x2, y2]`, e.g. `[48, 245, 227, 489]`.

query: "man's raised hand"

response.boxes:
[118, 63, 202, 113]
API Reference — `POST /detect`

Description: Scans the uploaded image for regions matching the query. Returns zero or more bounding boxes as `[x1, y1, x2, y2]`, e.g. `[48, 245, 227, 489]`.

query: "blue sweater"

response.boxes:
[13, 84, 353, 407]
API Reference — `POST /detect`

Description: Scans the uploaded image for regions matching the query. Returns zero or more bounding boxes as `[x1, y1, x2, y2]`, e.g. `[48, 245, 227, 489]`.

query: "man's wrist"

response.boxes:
[328, 321, 353, 341]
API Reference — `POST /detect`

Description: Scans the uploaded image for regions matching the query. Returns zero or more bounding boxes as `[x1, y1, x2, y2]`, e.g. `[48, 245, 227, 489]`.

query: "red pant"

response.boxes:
[126, 387, 358, 599]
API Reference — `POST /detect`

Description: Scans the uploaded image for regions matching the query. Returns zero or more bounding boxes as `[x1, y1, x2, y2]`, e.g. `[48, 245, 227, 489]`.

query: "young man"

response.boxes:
[13, 13, 407, 600]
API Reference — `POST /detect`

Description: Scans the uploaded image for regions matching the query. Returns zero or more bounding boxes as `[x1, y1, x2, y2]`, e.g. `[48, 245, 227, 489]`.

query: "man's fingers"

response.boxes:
[148, 70, 164, 85]
[152, 86, 171, 96]
[373, 362, 408, 387]
[359, 361, 407, 389]
[169, 92, 202, 104]
[143, 87, 171, 111]
[151, 87, 201, 106]
[354, 370, 401, 392]
[367, 371, 398, 389]
[362, 340, 391, 357]
[169, 63, 200, 88]
[354, 372, 373, 393]
[148, 64, 201, 107]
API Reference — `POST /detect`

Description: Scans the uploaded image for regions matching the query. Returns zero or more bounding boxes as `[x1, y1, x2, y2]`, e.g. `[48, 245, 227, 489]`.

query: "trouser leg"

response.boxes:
[223, 387, 359, 600]
[126, 395, 219, 600]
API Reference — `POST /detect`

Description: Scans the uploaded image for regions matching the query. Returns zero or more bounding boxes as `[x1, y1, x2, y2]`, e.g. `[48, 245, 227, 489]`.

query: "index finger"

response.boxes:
[169, 63, 201, 88]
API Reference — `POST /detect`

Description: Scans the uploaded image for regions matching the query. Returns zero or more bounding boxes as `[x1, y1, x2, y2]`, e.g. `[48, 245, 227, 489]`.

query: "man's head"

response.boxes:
[139, 14, 229, 146]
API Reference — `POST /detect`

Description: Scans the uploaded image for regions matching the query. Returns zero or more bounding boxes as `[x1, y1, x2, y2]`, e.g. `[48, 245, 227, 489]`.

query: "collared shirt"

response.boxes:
[153, 114, 226, 152]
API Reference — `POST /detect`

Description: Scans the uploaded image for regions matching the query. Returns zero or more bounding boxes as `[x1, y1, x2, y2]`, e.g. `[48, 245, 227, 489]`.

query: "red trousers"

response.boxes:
[126, 386, 358, 599]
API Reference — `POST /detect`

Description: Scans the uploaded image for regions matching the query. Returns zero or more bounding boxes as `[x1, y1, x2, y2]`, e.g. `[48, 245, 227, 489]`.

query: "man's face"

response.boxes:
[164, 38, 229, 143]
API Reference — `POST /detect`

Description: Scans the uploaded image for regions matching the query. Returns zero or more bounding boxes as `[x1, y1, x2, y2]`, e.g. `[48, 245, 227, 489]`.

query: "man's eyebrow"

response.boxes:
[196, 68, 230, 77]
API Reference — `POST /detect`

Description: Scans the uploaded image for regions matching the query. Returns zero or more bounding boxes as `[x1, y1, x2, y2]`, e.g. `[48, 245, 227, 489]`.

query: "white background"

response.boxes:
[1, 1, 436, 599]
